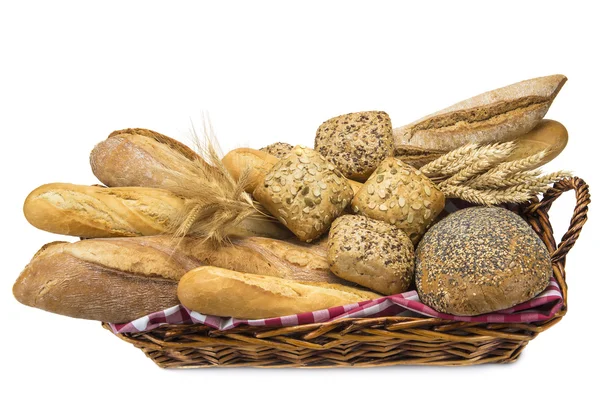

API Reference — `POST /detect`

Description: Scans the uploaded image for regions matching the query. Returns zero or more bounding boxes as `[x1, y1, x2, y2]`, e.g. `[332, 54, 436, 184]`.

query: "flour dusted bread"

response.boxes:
[177, 266, 380, 319]
[393, 74, 567, 152]
[415, 207, 552, 316]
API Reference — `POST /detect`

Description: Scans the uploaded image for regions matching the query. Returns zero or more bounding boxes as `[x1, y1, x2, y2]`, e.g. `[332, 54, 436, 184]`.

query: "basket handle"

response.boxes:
[525, 177, 590, 263]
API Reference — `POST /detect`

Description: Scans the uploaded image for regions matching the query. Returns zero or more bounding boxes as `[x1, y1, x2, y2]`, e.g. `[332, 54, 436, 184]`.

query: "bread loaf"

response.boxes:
[177, 266, 380, 319]
[12, 234, 347, 322]
[393, 74, 567, 152]
[222, 148, 279, 193]
[328, 215, 415, 295]
[12, 240, 190, 323]
[23, 183, 289, 239]
[509, 119, 568, 167]
[90, 128, 213, 189]
[351, 158, 445, 243]
[315, 111, 394, 182]
[415, 207, 552, 316]
[253, 146, 354, 242]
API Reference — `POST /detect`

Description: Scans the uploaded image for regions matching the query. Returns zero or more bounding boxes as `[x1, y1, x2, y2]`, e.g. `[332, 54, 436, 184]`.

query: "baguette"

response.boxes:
[23, 183, 289, 239]
[178, 266, 380, 319]
[222, 148, 363, 194]
[13, 235, 347, 322]
[393, 74, 567, 152]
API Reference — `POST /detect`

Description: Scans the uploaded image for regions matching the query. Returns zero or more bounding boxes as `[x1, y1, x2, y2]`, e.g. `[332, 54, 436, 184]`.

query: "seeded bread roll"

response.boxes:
[253, 146, 354, 242]
[415, 207, 553, 316]
[260, 142, 294, 158]
[351, 157, 445, 243]
[177, 266, 380, 319]
[328, 215, 415, 295]
[315, 111, 394, 182]
[222, 148, 280, 193]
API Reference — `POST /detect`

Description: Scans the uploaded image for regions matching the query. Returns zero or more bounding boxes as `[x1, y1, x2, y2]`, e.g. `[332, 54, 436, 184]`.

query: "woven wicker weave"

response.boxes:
[103, 177, 590, 368]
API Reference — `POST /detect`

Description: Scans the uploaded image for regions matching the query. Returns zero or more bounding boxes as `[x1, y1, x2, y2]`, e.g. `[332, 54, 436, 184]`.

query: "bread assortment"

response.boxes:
[13, 74, 572, 326]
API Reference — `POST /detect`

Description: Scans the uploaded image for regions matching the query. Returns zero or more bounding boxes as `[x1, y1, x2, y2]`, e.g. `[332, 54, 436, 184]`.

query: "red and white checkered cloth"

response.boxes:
[108, 200, 562, 334]
[109, 278, 562, 334]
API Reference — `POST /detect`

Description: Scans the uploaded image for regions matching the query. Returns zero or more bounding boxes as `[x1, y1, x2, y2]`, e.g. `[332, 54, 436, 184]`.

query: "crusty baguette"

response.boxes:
[178, 266, 380, 319]
[12, 241, 190, 323]
[23, 183, 289, 239]
[393, 74, 567, 152]
[13, 235, 347, 322]
[222, 148, 363, 194]
[90, 128, 212, 189]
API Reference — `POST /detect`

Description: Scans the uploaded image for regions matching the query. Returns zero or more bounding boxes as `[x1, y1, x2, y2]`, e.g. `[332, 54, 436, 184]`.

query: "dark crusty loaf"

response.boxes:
[415, 207, 552, 316]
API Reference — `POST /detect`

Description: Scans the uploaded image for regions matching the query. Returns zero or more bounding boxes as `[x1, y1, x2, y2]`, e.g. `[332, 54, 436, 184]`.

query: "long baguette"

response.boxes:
[13, 235, 346, 322]
[23, 183, 289, 239]
[178, 266, 380, 319]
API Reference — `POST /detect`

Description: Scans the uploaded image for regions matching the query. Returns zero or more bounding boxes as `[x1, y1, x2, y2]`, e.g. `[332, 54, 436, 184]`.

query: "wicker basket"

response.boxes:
[103, 177, 590, 368]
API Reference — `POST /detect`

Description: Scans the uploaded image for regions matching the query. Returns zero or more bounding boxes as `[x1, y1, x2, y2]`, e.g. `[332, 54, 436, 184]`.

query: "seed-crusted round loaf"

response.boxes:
[415, 207, 553, 316]
[253, 145, 354, 242]
[328, 215, 415, 295]
[260, 142, 294, 159]
[351, 157, 445, 244]
[315, 111, 394, 182]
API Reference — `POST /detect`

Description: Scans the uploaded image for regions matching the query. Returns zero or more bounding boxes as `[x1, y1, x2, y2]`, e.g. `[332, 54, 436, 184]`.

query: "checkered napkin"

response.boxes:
[109, 278, 562, 334]
[108, 199, 562, 334]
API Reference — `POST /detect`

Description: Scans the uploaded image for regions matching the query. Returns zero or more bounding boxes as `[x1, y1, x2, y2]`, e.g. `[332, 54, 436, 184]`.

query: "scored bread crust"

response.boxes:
[177, 266, 380, 319]
[393, 74, 567, 151]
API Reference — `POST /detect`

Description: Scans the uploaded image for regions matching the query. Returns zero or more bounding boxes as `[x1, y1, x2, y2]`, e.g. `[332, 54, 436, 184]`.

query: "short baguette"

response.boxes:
[393, 74, 567, 152]
[177, 266, 380, 319]
[23, 183, 289, 239]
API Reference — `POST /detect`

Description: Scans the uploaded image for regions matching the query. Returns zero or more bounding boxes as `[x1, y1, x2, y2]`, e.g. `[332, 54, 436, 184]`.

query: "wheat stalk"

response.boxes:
[162, 115, 273, 244]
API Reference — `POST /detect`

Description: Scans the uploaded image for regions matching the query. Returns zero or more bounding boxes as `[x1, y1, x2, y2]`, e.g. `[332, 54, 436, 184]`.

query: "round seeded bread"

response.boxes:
[328, 215, 414, 295]
[315, 111, 394, 182]
[415, 207, 552, 316]
[260, 142, 294, 159]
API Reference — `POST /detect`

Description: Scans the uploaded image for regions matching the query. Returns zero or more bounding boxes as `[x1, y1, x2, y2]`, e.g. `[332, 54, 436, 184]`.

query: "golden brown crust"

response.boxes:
[509, 119, 568, 166]
[222, 148, 279, 193]
[393, 75, 567, 152]
[177, 266, 380, 319]
[328, 215, 415, 295]
[415, 207, 552, 316]
[351, 158, 445, 243]
[108, 128, 200, 162]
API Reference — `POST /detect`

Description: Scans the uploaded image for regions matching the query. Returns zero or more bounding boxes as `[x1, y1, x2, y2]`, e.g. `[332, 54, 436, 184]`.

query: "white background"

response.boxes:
[1, 1, 598, 399]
